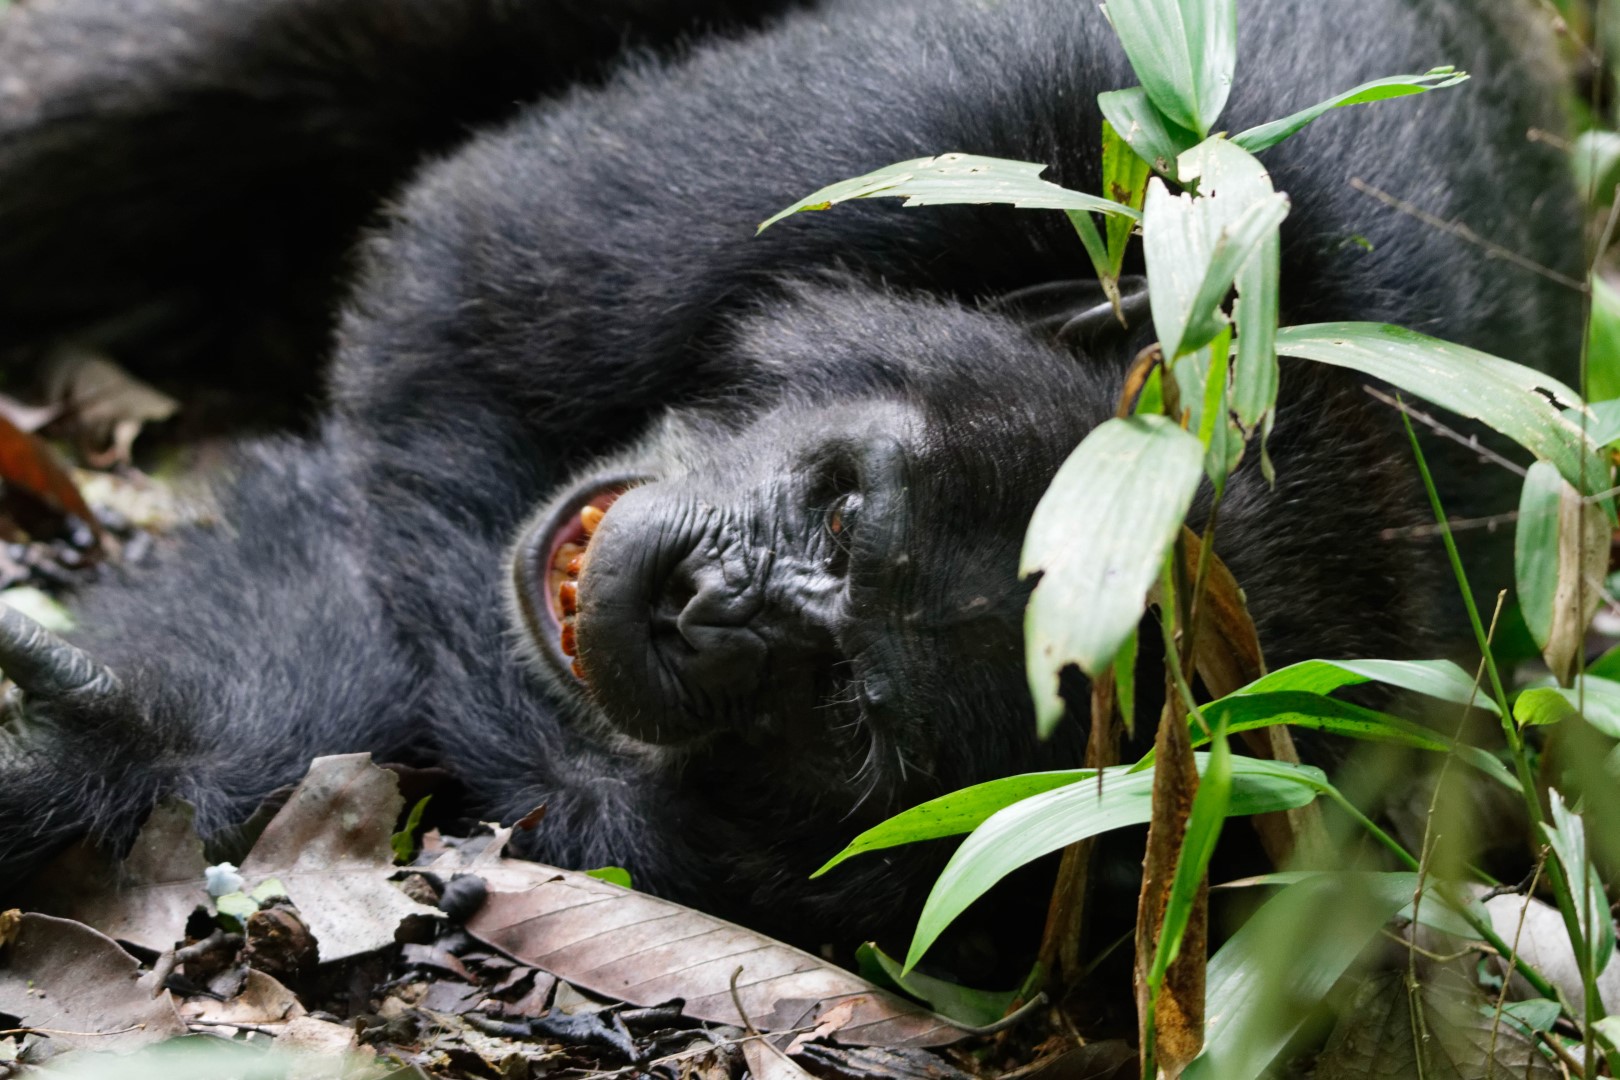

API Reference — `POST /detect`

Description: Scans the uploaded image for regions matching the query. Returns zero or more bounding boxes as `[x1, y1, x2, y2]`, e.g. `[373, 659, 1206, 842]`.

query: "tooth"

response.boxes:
[580, 504, 605, 536]
[566, 553, 585, 577]
[558, 580, 577, 616]
[553, 542, 585, 573]
[560, 618, 577, 657]
[571, 658, 586, 679]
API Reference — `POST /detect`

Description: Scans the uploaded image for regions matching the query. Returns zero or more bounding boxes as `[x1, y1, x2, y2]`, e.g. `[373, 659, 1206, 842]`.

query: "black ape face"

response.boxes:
[509, 297, 1115, 809]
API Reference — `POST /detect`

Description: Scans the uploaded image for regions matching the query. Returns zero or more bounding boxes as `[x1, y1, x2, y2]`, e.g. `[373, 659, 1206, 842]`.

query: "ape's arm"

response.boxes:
[0, 431, 427, 882]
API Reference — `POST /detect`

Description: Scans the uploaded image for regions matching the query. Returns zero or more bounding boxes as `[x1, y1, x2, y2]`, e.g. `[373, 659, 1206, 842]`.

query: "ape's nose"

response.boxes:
[658, 546, 768, 698]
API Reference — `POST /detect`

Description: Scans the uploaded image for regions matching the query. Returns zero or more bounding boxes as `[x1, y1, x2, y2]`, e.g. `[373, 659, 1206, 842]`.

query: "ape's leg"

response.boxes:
[0, 0, 801, 370]
[0, 430, 427, 882]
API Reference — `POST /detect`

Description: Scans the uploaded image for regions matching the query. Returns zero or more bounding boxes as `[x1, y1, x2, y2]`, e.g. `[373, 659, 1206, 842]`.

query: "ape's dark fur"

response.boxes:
[0, 0, 1581, 946]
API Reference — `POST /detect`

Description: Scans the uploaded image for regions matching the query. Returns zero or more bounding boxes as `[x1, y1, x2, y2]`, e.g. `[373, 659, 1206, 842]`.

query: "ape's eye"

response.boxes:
[824, 491, 862, 567]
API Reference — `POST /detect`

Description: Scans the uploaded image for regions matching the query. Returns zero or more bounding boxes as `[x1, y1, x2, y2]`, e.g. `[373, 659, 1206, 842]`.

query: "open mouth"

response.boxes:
[512, 472, 645, 683]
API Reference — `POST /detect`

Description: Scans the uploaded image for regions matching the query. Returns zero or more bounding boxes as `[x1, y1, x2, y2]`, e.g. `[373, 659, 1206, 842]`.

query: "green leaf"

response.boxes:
[1144, 180, 1289, 360]
[1097, 87, 1200, 178]
[1133, 689, 1517, 791]
[1274, 323, 1608, 497]
[1588, 275, 1620, 403]
[814, 771, 1093, 877]
[584, 866, 632, 888]
[1101, 120, 1151, 280]
[758, 153, 1139, 233]
[1100, 0, 1236, 137]
[1543, 790, 1615, 976]
[1231, 68, 1469, 154]
[1513, 676, 1620, 740]
[215, 892, 258, 920]
[1186, 873, 1421, 1079]
[1149, 728, 1233, 987]
[1186, 691, 1449, 752]
[1516, 460, 1609, 680]
[1574, 132, 1620, 207]
[856, 942, 1030, 1027]
[390, 794, 432, 864]
[1021, 416, 1205, 735]
[903, 754, 1324, 971]
[1236, 657, 1497, 714]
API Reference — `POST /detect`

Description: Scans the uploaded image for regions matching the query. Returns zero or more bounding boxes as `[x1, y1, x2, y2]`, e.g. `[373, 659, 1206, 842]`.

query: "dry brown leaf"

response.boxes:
[1542, 472, 1608, 684]
[19, 800, 210, 951]
[0, 409, 104, 544]
[181, 969, 306, 1026]
[0, 912, 186, 1053]
[237, 754, 440, 963]
[439, 854, 964, 1046]
[42, 347, 178, 466]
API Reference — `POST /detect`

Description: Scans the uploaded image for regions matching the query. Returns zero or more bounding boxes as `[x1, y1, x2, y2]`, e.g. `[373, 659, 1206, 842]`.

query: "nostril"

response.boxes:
[660, 571, 698, 632]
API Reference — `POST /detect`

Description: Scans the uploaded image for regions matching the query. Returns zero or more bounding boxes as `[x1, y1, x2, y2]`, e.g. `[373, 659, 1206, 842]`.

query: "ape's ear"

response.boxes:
[991, 276, 1151, 346]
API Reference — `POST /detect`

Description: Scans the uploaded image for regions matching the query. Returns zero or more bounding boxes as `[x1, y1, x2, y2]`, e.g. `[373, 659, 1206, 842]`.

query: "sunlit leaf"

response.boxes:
[1514, 676, 1620, 740]
[1231, 68, 1468, 154]
[1516, 460, 1608, 682]
[1100, 0, 1236, 137]
[1235, 657, 1496, 714]
[1144, 179, 1288, 361]
[814, 770, 1091, 877]
[1097, 87, 1199, 178]
[903, 755, 1323, 970]
[1022, 416, 1205, 735]
[1274, 323, 1608, 497]
[758, 153, 1138, 233]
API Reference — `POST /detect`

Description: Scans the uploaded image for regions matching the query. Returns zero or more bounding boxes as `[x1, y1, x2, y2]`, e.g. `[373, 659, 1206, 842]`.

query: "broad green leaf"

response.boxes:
[856, 943, 1029, 1027]
[1274, 323, 1608, 497]
[1236, 657, 1497, 714]
[903, 755, 1324, 970]
[1100, 0, 1236, 137]
[1574, 131, 1620, 207]
[1581, 400, 1620, 446]
[1588, 275, 1620, 403]
[1516, 460, 1608, 681]
[1231, 68, 1469, 154]
[1144, 141, 1290, 360]
[1180, 139, 1283, 476]
[1150, 728, 1232, 986]
[1543, 791, 1615, 977]
[1186, 691, 1448, 752]
[1514, 686, 1580, 728]
[1514, 676, 1620, 740]
[1101, 120, 1151, 280]
[814, 770, 1092, 876]
[1022, 416, 1204, 735]
[1097, 87, 1200, 178]
[758, 153, 1139, 233]
[1134, 689, 1517, 791]
[1186, 873, 1418, 1079]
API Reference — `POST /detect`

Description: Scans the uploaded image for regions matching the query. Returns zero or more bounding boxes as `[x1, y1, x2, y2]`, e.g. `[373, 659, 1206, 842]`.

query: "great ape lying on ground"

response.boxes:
[0, 0, 1582, 947]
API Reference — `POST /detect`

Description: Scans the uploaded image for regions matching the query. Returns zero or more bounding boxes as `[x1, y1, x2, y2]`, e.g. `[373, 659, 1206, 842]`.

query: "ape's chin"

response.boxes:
[510, 471, 645, 689]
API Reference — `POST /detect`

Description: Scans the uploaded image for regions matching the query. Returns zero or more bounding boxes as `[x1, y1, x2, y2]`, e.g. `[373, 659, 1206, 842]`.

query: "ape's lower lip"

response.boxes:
[513, 472, 647, 684]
